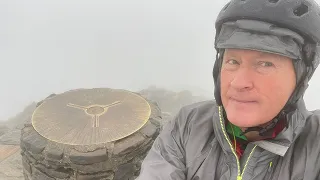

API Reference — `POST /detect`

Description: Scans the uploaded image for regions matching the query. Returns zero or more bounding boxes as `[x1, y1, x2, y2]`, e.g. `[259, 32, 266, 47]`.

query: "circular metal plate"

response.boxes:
[32, 88, 151, 145]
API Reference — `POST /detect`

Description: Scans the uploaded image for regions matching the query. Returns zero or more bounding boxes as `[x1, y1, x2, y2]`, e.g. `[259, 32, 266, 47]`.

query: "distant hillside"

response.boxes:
[138, 85, 211, 116]
[0, 102, 37, 145]
[0, 125, 9, 137]
[2, 102, 37, 129]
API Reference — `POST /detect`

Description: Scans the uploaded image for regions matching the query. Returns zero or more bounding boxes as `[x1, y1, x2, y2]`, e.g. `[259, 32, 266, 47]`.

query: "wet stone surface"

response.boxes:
[1, 87, 207, 180]
[19, 88, 162, 180]
[20, 120, 160, 179]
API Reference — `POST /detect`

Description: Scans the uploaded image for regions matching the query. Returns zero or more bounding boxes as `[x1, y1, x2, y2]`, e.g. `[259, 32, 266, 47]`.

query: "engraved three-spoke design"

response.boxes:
[67, 101, 121, 127]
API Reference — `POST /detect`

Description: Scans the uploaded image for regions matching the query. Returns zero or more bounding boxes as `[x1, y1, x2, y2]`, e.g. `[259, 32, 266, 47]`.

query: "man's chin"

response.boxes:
[226, 112, 261, 128]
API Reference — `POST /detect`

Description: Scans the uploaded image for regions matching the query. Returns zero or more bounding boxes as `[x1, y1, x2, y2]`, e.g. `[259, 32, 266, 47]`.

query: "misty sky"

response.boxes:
[1, 0, 320, 121]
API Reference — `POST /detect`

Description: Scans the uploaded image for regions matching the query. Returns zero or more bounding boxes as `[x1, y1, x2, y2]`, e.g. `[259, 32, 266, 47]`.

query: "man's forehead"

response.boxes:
[223, 48, 287, 59]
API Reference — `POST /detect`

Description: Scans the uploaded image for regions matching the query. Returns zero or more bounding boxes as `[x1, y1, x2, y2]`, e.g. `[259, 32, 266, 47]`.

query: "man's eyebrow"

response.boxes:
[223, 50, 238, 58]
[225, 50, 281, 59]
[259, 51, 276, 58]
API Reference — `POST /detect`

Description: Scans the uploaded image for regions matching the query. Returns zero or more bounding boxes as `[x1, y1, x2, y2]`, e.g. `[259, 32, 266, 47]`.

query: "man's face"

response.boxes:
[220, 48, 296, 128]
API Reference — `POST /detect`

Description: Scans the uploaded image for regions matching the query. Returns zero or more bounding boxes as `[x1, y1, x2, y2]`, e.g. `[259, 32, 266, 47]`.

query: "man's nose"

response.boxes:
[230, 67, 254, 91]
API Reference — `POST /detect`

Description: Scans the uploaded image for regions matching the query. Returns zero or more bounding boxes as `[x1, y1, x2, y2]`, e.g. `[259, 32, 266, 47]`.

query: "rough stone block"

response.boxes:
[23, 169, 31, 180]
[46, 146, 64, 160]
[114, 163, 136, 180]
[140, 122, 157, 138]
[31, 166, 55, 180]
[76, 171, 114, 180]
[22, 156, 32, 174]
[113, 133, 146, 156]
[23, 151, 38, 164]
[19, 89, 162, 180]
[70, 161, 112, 173]
[21, 130, 47, 154]
[70, 148, 108, 165]
[35, 163, 71, 179]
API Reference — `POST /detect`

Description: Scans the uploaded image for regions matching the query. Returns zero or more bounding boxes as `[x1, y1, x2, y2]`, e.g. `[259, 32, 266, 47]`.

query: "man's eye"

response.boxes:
[259, 61, 274, 67]
[226, 59, 239, 65]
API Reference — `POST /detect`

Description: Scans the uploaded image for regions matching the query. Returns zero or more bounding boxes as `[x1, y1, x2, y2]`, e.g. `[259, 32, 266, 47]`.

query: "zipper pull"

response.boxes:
[268, 161, 273, 172]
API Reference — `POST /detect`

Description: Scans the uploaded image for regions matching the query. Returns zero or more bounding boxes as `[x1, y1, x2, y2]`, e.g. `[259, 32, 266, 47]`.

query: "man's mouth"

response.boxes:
[229, 97, 257, 104]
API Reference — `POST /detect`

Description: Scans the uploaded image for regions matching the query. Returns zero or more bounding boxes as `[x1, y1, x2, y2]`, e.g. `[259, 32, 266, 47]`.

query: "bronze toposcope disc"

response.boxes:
[32, 88, 151, 145]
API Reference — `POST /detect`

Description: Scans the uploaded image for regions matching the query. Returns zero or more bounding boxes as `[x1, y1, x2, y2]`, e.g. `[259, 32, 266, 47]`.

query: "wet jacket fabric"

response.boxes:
[136, 99, 320, 180]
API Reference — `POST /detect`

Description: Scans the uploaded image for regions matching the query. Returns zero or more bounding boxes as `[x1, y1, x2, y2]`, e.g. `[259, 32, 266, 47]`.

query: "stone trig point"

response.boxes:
[20, 88, 162, 180]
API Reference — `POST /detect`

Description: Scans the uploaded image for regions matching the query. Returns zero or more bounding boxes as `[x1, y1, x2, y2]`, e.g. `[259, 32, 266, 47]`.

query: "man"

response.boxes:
[136, 0, 320, 179]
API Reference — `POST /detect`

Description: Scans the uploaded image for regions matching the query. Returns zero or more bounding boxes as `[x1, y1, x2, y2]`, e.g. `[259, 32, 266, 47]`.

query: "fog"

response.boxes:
[1, 0, 320, 121]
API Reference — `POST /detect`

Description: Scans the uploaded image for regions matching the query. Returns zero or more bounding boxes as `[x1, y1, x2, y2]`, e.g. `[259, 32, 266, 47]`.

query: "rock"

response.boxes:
[69, 148, 108, 165]
[140, 121, 157, 138]
[3, 102, 36, 129]
[21, 156, 31, 174]
[20, 128, 48, 154]
[45, 145, 64, 160]
[0, 130, 21, 145]
[114, 163, 136, 180]
[0, 125, 9, 137]
[76, 171, 114, 180]
[36, 93, 57, 107]
[20, 88, 161, 180]
[31, 166, 55, 180]
[112, 132, 147, 156]
[0, 86, 210, 180]
[34, 163, 71, 179]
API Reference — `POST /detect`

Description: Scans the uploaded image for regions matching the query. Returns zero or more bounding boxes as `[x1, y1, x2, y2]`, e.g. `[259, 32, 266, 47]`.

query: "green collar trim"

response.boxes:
[226, 122, 248, 141]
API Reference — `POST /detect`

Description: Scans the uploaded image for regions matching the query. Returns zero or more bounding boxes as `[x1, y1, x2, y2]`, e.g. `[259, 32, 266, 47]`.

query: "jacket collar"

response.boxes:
[213, 98, 310, 156]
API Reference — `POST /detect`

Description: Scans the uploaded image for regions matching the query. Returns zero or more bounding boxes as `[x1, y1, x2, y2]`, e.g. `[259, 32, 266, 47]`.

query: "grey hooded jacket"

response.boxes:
[136, 99, 320, 180]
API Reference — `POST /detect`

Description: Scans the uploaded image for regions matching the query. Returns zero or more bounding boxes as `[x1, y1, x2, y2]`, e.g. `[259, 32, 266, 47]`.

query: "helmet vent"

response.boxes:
[268, 0, 279, 3]
[293, 3, 309, 17]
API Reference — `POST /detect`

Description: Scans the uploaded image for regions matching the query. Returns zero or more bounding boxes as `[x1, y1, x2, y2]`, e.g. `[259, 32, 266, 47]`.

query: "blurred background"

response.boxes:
[1, 0, 320, 121]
